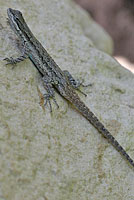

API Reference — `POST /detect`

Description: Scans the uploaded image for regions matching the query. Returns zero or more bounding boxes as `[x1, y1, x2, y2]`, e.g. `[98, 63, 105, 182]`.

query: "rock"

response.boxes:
[73, 3, 114, 55]
[0, 1, 134, 200]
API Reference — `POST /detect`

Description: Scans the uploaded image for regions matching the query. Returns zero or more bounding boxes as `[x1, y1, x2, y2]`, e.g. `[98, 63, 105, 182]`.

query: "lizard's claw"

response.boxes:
[44, 94, 59, 112]
[3, 57, 17, 65]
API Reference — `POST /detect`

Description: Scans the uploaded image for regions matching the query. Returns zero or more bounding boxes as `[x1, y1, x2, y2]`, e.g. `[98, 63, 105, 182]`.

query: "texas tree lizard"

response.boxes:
[4, 8, 134, 168]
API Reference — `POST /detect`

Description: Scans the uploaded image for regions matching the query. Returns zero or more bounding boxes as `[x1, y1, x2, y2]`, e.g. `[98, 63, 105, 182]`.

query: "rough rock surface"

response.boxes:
[0, 0, 134, 200]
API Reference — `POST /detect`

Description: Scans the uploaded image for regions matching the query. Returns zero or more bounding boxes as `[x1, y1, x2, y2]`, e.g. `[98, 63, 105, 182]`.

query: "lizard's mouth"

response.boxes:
[7, 8, 15, 20]
[7, 8, 19, 17]
[7, 8, 13, 14]
[7, 8, 23, 22]
[7, 8, 23, 37]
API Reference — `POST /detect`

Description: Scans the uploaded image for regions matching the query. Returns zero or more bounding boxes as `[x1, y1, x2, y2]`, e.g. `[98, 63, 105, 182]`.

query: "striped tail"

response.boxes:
[66, 90, 134, 168]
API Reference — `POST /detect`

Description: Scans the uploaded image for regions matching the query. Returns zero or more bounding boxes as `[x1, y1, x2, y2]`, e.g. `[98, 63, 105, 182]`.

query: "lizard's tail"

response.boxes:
[68, 92, 134, 168]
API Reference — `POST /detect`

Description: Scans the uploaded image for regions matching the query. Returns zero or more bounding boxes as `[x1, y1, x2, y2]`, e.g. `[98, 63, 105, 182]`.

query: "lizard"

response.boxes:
[4, 8, 134, 168]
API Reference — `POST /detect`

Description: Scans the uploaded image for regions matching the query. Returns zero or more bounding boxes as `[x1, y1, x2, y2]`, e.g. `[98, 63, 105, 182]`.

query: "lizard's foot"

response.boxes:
[3, 57, 18, 65]
[4, 52, 28, 65]
[42, 76, 59, 112]
[63, 70, 92, 97]
[43, 93, 59, 112]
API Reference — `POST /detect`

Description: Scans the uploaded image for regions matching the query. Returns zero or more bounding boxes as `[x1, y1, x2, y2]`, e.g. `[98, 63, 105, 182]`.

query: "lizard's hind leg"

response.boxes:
[42, 76, 59, 112]
[63, 70, 91, 97]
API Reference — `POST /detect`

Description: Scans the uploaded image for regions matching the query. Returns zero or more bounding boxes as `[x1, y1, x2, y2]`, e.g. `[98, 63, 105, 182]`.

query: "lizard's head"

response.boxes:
[7, 8, 26, 38]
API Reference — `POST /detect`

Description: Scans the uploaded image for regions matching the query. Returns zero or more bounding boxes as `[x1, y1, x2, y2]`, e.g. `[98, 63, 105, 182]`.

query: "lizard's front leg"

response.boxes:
[4, 42, 28, 65]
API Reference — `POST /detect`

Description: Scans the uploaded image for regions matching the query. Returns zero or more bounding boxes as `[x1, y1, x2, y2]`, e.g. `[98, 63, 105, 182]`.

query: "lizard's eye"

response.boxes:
[15, 10, 22, 19]
[13, 14, 19, 20]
